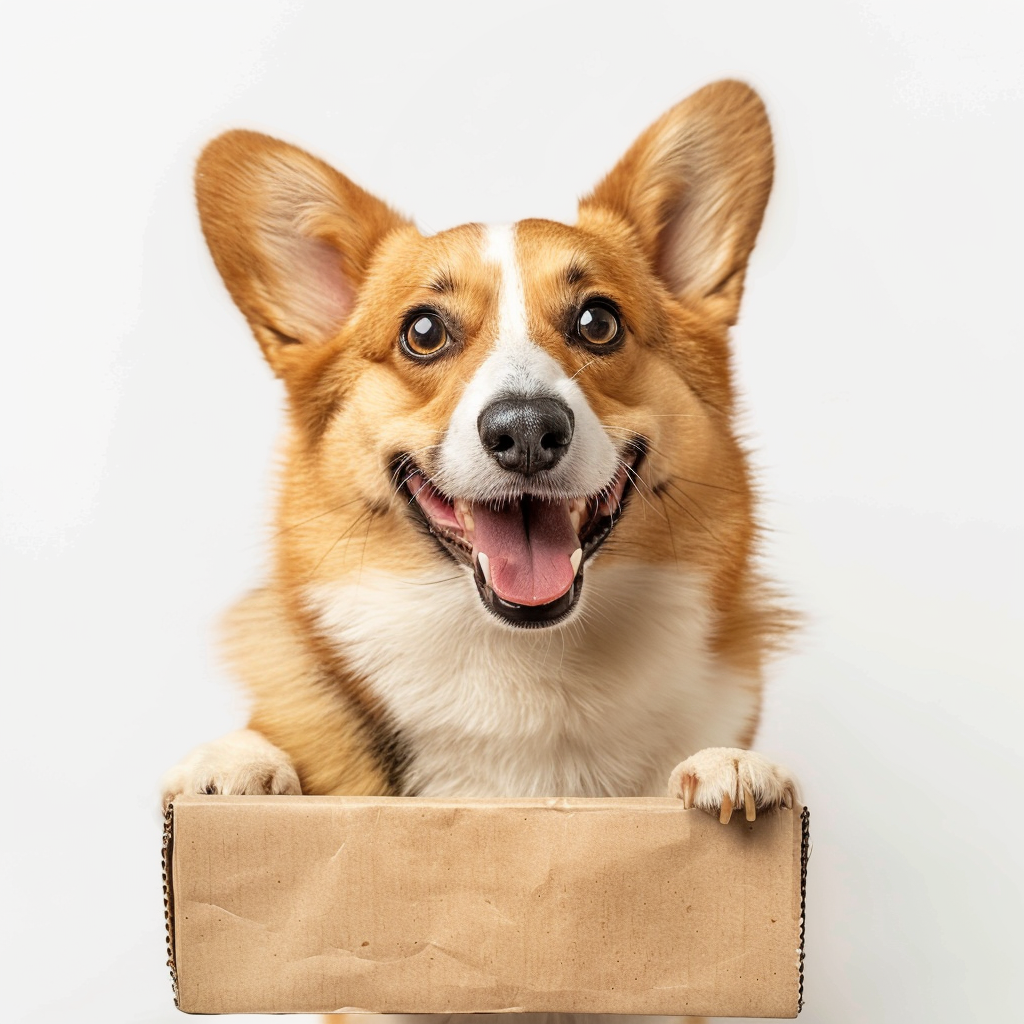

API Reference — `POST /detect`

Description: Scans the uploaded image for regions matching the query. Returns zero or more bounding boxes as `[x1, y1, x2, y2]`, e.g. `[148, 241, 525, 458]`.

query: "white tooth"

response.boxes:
[569, 548, 582, 578]
[477, 551, 491, 586]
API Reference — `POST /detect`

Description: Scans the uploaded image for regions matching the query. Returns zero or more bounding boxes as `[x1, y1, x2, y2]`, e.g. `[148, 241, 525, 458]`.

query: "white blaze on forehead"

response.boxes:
[433, 224, 619, 501]
[484, 223, 529, 346]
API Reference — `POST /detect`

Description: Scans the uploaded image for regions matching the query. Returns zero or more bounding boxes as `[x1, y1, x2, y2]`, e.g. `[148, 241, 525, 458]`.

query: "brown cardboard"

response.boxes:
[163, 795, 809, 1017]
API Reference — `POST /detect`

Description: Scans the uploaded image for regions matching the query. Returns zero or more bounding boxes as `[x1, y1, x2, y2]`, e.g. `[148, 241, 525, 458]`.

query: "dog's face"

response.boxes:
[197, 81, 773, 632]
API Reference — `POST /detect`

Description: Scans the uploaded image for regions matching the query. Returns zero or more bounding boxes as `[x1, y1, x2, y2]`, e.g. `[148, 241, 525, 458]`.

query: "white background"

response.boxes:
[1, 2, 1021, 1021]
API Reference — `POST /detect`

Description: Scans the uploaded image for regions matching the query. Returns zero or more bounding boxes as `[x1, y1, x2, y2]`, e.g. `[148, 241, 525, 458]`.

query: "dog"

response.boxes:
[163, 78, 797, 1021]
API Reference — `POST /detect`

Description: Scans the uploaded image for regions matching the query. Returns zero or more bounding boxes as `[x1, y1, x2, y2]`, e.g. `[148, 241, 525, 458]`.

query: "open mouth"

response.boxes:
[397, 444, 643, 628]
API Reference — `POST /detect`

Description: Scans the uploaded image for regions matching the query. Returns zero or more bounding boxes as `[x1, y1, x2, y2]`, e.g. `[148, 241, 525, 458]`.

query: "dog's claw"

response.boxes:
[719, 793, 734, 824]
[743, 784, 756, 821]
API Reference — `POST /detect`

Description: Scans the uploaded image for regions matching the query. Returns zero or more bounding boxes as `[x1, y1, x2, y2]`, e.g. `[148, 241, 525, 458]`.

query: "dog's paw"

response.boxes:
[667, 747, 797, 824]
[161, 729, 301, 810]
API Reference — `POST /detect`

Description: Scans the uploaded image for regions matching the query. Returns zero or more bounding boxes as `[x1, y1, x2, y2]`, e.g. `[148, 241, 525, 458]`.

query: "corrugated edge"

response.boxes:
[162, 802, 179, 1008]
[797, 805, 811, 1014]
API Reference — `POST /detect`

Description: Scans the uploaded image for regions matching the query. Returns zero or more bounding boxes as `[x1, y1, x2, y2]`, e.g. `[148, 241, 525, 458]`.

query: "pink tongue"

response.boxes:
[472, 498, 579, 607]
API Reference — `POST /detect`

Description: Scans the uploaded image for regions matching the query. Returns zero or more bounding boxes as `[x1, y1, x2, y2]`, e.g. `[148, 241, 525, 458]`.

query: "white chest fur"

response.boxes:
[307, 561, 758, 798]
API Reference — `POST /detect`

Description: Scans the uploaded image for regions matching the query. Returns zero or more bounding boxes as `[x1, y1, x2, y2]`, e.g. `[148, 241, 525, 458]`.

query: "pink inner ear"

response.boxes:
[304, 237, 354, 321]
[274, 234, 354, 343]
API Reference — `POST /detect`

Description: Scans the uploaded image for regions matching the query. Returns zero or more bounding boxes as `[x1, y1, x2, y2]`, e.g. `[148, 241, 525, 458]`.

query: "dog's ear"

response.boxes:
[580, 80, 773, 326]
[195, 130, 409, 373]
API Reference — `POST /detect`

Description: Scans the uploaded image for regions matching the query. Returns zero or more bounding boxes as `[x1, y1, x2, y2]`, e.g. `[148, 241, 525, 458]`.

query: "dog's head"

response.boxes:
[197, 81, 772, 632]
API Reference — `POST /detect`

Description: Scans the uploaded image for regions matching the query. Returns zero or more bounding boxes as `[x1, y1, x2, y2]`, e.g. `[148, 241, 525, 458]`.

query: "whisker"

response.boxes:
[269, 497, 366, 540]
[601, 426, 742, 494]
[664, 478, 710, 517]
[408, 477, 435, 504]
[388, 442, 444, 488]
[396, 574, 465, 586]
[621, 464, 665, 521]
[658, 492, 681, 567]
[357, 512, 374, 585]
[671, 475, 740, 494]
[658, 487, 722, 543]
[305, 507, 377, 580]
[569, 357, 599, 381]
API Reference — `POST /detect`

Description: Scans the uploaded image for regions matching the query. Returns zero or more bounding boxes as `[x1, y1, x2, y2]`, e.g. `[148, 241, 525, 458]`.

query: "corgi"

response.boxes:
[163, 79, 797, 1020]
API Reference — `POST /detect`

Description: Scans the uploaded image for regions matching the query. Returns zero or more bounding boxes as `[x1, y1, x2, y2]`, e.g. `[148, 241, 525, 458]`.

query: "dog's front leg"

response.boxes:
[668, 747, 797, 823]
[161, 728, 301, 809]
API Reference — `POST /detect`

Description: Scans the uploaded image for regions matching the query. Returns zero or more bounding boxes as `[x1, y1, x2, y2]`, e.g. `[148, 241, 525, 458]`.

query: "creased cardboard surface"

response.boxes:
[168, 795, 806, 1017]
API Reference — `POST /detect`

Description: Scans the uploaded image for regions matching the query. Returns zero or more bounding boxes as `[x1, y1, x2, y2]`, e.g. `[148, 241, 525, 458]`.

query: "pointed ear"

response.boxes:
[580, 80, 773, 325]
[195, 130, 409, 372]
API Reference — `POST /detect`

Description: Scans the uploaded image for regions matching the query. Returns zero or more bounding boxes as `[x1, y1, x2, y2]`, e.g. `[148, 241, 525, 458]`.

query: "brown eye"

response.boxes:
[576, 302, 622, 349]
[402, 312, 449, 358]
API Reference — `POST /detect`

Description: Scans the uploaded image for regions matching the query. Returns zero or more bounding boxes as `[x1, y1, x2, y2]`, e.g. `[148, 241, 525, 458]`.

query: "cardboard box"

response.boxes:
[162, 795, 809, 1017]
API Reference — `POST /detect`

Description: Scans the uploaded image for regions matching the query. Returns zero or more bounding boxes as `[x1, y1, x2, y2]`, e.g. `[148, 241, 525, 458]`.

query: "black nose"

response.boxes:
[478, 396, 575, 476]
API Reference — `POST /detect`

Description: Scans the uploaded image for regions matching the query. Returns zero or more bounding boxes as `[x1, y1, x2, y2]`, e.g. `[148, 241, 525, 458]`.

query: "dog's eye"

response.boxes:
[575, 302, 622, 350]
[402, 312, 449, 358]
